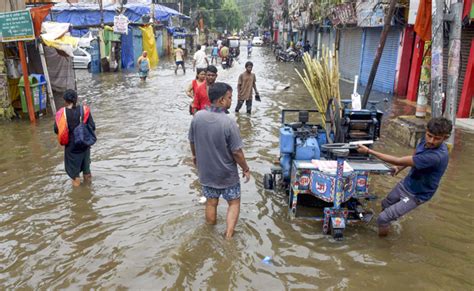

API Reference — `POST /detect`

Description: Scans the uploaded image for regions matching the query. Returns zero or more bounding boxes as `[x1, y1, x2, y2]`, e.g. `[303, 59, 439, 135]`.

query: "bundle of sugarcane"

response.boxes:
[295, 47, 341, 125]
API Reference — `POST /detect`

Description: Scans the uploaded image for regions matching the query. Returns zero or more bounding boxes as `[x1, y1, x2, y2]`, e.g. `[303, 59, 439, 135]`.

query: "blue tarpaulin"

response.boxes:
[49, 3, 189, 35]
[121, 27, 135, 69]
[132, 27, 143, 68]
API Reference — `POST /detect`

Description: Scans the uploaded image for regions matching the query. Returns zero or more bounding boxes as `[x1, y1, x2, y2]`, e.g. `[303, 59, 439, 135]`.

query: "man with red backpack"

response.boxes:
[54, 89, 96, 187]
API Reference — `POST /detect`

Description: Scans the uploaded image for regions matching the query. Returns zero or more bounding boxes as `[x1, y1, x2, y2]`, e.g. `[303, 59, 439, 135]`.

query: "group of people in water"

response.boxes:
[53, 53, 258, 238]
[53, 42, 454, 239]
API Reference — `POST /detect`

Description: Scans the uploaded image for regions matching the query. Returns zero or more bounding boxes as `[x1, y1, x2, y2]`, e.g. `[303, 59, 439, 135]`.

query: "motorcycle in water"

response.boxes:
[277, 48, 303, 62]
[221, 56, 233, 69]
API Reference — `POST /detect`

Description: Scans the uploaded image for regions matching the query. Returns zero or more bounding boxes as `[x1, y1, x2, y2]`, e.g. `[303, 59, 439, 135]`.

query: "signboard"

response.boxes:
[113, 14, 129, 35]
[0, 10, 35, 42]
[329, 2, 357, 26]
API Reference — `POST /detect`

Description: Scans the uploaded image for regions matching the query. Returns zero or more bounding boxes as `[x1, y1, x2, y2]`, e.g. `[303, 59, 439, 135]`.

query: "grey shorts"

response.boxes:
[202, 183, 241, 201]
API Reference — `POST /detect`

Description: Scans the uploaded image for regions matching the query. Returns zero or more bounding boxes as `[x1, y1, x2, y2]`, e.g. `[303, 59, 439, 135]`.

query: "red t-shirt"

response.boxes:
[193, 82, 210, 112]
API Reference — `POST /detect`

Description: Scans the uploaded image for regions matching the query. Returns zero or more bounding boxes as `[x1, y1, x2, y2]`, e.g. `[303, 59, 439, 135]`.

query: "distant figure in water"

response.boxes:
[54, 89, 96, 187]
[137, 51, 150, 81]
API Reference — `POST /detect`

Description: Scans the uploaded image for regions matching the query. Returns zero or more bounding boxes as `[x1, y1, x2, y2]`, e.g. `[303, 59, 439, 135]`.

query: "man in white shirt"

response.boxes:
[193, 44, 209, 71]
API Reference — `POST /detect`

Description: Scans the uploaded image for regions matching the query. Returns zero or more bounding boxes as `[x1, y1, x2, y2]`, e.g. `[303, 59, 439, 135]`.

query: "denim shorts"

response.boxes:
[202, 183, 241, 201]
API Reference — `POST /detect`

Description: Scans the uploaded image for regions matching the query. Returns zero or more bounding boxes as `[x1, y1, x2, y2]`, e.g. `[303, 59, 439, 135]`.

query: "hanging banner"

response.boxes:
[0, 10, 35, 42]
[113, 14, 129, 35]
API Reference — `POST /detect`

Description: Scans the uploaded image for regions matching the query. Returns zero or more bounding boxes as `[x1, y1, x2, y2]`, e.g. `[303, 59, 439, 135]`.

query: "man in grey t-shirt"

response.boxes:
[189, 82, 250, 239]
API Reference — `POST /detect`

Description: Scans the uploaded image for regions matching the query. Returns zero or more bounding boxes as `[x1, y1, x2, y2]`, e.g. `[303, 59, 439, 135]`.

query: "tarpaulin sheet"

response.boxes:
[26, 44, 76, 102]
[132, 27, 143, 68]
[41, 22, 79, 57]
[121, 27, 135, 69]
[49, 3, 189, 27]
[140, 25, 158, 67]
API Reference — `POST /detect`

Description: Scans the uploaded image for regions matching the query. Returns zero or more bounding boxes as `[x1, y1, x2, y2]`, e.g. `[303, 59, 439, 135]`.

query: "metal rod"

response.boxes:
[431, 0, 444, 117]
[444, 1, 463, 148]
[361, 0, 398, 109]
[38, 42, 56, 113]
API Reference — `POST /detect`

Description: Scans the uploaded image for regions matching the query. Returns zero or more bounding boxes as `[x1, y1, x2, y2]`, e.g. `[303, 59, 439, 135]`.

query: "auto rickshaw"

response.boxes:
[227, 36, 240, 58]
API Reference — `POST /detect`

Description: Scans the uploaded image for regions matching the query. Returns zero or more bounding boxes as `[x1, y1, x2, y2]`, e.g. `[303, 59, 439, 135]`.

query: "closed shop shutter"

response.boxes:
[360, 27, 401, 93]
[338, 28, 363, 81]
[443, 23, 474, 111]
[321, 30, 331, 51]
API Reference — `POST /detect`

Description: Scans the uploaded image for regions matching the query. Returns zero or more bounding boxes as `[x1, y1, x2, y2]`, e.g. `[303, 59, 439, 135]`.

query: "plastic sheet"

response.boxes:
[121, 27, 135, 69]
[139, 25, 159, 67]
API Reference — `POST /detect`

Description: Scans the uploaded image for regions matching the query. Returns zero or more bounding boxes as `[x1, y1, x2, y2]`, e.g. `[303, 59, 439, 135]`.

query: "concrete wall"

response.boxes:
[0, 0, 26, 11]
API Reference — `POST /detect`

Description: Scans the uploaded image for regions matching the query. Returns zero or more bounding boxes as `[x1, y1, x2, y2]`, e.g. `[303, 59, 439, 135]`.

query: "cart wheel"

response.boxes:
[330, 221, 344, 241]
[263, 174, 274, 190]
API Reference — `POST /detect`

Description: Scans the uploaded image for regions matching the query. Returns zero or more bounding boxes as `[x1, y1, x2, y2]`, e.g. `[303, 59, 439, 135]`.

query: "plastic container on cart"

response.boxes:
[280, 126, 294, 154]
[19, 74, 47, 113]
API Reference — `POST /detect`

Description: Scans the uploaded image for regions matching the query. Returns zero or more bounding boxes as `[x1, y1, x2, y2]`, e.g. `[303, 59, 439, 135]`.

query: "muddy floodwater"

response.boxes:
[1, 46, 473, 289]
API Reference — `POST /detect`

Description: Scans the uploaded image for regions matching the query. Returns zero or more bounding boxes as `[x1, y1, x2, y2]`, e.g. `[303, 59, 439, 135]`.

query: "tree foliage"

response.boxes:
[257, 0, 272, 29]
[183, 0, 243, 31]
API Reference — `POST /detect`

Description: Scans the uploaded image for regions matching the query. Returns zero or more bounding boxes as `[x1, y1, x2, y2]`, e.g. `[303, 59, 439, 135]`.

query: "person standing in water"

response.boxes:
[174, 44, 186, 74]
[186, 68, 207, 115]
[192, 65, 218, 113]
[137, 51, 150, 81]
[210, 43, 219, 65]
[235, 61, 259, 114]
[189, 82, 251, 239]
[54, 89, 96, 187]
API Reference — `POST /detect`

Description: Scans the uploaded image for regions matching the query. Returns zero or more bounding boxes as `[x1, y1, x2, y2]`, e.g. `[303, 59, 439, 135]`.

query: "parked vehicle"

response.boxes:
[252, 36, 263, 46]
[276, 48, 303, 62]
[73, 47, 91, 69]
[227, 36, 240, 58]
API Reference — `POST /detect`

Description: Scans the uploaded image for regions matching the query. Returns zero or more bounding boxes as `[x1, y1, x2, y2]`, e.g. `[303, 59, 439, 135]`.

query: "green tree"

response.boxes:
[183, 0, 242, 31]
[214, 0, 243, 31]
[257, 0, 272, 29]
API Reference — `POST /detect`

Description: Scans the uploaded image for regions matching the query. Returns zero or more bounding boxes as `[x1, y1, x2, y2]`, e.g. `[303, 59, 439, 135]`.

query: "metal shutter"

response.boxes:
[360, 27, 401, 93]
[443, 23, 474, 111]
[321, 30, 331, 51]
[338, 28, 363, 81]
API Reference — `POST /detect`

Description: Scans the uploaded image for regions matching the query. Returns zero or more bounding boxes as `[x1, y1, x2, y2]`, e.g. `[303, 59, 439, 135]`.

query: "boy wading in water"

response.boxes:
[235, 61, 259, 115]
[174, 44, 186, 74]
[357, 117, 452, 237]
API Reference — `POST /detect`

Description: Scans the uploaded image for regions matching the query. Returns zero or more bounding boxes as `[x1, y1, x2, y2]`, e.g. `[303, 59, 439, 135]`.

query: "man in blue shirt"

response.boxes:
[357, 117, 452, 237]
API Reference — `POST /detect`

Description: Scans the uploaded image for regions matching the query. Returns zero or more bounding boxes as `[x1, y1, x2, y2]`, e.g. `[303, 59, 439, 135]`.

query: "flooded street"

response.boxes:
[1, 45, 473, 289]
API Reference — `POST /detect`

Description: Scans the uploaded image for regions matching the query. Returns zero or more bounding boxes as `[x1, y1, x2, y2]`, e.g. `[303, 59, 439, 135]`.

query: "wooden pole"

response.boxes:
[18, 41, 36, 123]
[445, 1, 463, 148]
[431, 0, 444, 118]
[38, 42, 56, 113]
[361, 0, 398, 109]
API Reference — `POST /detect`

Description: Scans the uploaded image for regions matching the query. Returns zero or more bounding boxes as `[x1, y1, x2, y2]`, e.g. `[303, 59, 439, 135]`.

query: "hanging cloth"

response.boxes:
[139, 25, 159, 67]
[414, 0, 431, 41]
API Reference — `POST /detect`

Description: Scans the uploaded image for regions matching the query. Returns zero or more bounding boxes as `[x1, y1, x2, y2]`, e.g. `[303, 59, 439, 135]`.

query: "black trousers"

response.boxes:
[235, 99, 252, 113]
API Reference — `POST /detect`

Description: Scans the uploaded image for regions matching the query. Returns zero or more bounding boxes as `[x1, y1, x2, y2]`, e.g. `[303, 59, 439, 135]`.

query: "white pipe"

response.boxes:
[353, 75, 359, 94]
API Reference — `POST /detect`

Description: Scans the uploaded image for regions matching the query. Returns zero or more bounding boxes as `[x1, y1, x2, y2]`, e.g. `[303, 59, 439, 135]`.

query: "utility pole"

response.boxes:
[431, 0, 444, 117]
[99, 0, 104, 26]
[444, 0, 463, 148]
[361, 0, 398, 109]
